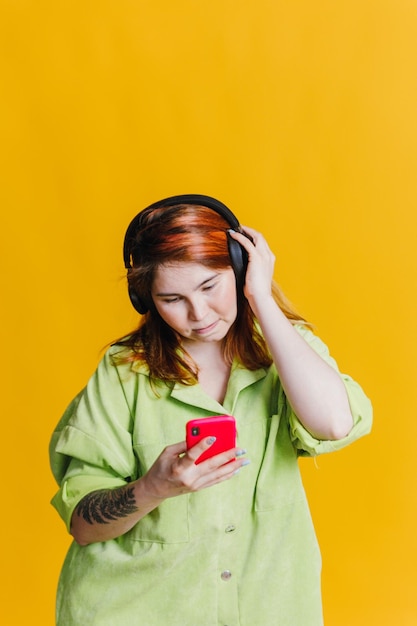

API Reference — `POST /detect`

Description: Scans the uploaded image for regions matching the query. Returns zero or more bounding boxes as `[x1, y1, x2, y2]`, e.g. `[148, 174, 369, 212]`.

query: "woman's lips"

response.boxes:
[193, 320, 219, 335]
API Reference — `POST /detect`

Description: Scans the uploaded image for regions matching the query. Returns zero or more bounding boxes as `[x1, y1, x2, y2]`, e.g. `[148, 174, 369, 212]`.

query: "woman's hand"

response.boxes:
[229, 226, 276, 309]
[142, 437, 249, 499]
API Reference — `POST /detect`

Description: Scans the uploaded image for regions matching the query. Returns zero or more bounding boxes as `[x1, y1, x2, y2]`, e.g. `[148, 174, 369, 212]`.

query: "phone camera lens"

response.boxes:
[192, 427, 200, 436]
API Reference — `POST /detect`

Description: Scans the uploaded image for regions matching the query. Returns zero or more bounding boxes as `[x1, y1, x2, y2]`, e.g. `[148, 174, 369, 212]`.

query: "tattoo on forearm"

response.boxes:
[76, 485, 138, 525]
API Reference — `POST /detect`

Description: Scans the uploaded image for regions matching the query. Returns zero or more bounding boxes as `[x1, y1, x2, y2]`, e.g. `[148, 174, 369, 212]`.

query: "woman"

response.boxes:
[50, 194, 372, 625]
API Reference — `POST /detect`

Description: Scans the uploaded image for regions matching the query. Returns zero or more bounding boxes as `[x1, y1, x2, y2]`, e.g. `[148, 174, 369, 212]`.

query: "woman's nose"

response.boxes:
[188, 297, 207, 320]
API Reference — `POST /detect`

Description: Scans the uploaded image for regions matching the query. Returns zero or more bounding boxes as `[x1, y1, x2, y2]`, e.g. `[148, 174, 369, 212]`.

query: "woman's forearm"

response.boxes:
[70, 479, 164, 546]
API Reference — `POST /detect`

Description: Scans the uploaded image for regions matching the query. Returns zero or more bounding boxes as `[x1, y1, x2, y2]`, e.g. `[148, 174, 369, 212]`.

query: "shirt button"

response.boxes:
[221, 570, 232, 581]
[225, 524, 236, 533]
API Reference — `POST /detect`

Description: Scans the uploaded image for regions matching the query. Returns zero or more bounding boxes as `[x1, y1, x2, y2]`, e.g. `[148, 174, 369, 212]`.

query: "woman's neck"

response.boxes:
[183, 341, 231, 403]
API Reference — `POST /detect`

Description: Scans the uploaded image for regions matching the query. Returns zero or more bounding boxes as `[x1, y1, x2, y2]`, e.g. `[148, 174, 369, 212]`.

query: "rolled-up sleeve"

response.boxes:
[288, 326, 373, 456]
[49, 350, 138, 531]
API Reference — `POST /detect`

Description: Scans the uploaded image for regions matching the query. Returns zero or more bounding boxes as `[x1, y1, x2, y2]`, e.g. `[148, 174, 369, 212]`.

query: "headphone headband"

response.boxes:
[123, 194, 241, 269]
[123, 194, 247, 314]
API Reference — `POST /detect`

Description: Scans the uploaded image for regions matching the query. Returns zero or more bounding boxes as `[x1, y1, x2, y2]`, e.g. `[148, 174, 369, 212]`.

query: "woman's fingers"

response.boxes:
[179, 444, 250, 490]
[146, 439, 250, 498]
[228, 227, 275, 303]
[182, 436, 217, 465]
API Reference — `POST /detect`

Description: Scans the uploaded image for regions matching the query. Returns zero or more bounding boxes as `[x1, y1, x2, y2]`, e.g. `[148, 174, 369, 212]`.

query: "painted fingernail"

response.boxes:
[207, 436, 216, 445]
[235, 449, 247, 457]
[241, 459, 251, 466]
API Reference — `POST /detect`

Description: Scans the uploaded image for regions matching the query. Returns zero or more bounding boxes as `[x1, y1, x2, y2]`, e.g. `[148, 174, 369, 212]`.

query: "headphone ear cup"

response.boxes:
[226, 233, 248, 291]
[128, 286, 149, 315]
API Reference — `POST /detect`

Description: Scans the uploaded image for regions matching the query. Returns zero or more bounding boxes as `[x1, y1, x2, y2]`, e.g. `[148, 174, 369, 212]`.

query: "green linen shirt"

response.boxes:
[50, 326, 372, 626]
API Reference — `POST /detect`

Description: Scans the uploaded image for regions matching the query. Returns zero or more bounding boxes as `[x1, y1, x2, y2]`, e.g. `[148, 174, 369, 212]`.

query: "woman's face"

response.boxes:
[151, 262, 238, 345]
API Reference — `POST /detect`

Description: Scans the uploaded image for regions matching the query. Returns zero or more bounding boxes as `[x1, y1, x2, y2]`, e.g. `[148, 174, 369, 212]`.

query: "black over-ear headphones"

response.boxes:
[123, 194, 248, 314]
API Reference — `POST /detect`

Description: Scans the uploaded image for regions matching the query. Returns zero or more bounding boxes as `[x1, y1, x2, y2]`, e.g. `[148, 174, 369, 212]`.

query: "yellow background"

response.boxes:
[1, 1, 416, 624]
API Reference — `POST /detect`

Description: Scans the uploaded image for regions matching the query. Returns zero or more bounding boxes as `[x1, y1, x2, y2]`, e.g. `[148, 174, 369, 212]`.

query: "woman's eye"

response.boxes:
[163, 297, 180, 304]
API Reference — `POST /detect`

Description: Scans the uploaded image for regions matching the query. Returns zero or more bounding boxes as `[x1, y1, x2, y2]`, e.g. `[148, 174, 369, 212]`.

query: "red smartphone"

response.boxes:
[186, 415, 236, 465]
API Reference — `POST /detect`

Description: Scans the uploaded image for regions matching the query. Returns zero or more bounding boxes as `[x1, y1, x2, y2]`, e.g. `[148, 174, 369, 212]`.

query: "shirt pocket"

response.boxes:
[130, 442, 190, 544]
